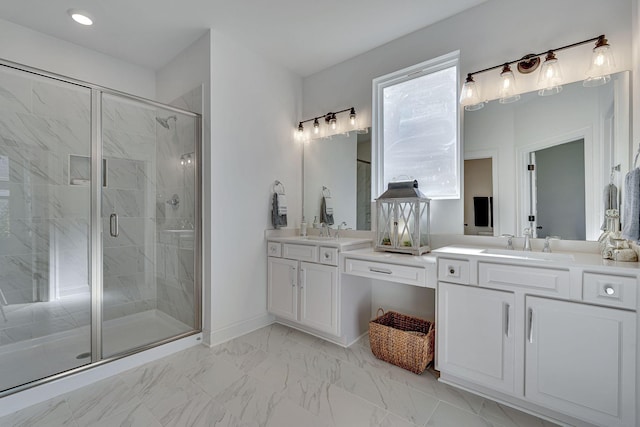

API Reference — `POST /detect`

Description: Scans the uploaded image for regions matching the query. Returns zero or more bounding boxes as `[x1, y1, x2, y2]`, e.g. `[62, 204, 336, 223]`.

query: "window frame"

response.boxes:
[372, 51, 461, 200]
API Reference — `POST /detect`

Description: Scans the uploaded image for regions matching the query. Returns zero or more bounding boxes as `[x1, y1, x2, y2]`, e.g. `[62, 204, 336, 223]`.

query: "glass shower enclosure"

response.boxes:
[0, 61, 201, 395]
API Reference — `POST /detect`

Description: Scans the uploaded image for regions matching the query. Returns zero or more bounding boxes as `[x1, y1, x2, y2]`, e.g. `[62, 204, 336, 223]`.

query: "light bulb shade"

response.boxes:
[349, 108, 356, 125]
[297, 122, 304, 133]
[584, 39, 615, 87]
[460, 74, 482, 109]
[537, 52, 563, 96]
[498, 64, 520, 104]
[313, 118, 320, 134]
[329, 114, 337, 130]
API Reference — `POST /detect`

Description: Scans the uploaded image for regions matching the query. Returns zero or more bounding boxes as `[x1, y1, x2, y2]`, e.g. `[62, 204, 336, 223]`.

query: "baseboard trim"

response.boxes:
[205, 313, 275, 347]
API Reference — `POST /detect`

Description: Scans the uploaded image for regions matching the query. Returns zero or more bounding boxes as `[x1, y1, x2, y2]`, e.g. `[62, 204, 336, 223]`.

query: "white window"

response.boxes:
[373, 51, 460, 199]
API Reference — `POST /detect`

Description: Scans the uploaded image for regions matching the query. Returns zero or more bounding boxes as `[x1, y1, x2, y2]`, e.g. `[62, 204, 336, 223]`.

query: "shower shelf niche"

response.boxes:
[69, 154, 107, 187]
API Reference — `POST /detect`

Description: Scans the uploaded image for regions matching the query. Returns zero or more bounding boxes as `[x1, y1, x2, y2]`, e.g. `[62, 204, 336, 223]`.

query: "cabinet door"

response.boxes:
[267, 257, 298, 321]
[299, 262, 339, 335]
[525, 297, 636, 427]
[438, 282, 515, 394]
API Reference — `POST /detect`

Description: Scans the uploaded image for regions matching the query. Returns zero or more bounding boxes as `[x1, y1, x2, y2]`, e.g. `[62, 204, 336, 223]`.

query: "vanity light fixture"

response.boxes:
[68, 9, 93, 26]
[460, 34, 614, 108]
[537, 51, 563, 96]
[296, 107, 357, 139]
[459, 74, 483, 111]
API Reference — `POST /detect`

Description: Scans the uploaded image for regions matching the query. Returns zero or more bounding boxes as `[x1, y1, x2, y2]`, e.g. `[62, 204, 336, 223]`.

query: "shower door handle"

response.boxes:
[110, 213, 119, 237]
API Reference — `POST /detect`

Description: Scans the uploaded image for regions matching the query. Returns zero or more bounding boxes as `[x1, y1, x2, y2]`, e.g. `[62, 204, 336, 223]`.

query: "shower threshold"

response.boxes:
[0, 309, 192, 393]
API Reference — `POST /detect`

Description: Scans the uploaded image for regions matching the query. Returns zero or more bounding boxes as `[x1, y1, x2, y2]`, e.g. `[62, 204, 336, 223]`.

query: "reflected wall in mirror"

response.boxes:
[303, 128, 371, 230]
[464, 71, 630, 241]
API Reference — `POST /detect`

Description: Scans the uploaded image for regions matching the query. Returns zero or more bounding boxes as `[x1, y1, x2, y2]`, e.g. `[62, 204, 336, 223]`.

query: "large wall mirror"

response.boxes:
[464, 71, 630, 241]
[303, 128, 372, 230]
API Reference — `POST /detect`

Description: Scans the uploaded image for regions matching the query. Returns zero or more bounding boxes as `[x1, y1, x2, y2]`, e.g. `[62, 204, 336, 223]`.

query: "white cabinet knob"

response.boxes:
[604, 285, 615, 295]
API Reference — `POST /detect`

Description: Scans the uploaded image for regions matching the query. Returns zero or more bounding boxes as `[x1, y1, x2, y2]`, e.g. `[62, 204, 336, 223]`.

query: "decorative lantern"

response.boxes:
[375, 180, 431, 255]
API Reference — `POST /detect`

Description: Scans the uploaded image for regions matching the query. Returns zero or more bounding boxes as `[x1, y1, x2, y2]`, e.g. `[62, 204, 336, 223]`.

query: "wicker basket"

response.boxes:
[369, 308, 435, 374]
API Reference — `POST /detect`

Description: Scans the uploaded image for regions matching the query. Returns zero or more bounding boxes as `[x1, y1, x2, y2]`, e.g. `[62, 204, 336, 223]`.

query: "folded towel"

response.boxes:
[271, 193, 287, 229]
[323, 196, 334, 214]
[622, 168, 640, 241]
[320, 196, 334, 225]
[601, 183, 618, 230]
[277, 193, 287, 215]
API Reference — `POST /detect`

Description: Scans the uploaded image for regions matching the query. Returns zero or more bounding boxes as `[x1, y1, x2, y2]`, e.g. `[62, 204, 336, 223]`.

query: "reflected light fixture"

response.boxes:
[460, 34, 614, 109]
[498, 64, 520, 104]
[68, 9, 93, 26]
[296, 107, 357, 139]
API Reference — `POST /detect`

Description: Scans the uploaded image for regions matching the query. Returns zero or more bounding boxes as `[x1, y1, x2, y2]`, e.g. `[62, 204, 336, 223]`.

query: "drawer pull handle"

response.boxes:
[324, 253, 331, 259]
[449, 268, 456, 275]
[504, 303, 510, 337]
[369, 267, 392, 275]
[528, 308, 534, 343]
[604, 285, 615, 295]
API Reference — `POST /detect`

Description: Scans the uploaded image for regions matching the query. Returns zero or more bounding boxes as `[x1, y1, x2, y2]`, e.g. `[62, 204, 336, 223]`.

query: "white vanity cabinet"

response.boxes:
[267, 237, 372, 345]
[267, 243, 338, 335]
[438, 282, 515, 394]
[525, 296, 636, 427]
[267, 257, 298, 322]
[436, 251, 637, 427]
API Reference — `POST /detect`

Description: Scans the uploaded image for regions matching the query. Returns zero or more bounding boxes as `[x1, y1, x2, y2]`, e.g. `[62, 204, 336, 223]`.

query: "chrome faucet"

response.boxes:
[336, 222, 347, 239]
[523, 228, 532, 251]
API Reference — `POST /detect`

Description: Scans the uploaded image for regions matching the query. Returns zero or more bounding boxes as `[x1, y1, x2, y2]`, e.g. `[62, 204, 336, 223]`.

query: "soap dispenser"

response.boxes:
[300, 217, 307, 237]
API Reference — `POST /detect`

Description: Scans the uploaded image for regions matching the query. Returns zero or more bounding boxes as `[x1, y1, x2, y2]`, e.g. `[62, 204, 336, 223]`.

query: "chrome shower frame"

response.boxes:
[0, 57, 203, 398]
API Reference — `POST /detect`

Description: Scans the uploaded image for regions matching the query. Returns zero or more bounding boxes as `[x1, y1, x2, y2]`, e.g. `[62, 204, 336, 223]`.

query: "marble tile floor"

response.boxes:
[0, 323, 560, 427]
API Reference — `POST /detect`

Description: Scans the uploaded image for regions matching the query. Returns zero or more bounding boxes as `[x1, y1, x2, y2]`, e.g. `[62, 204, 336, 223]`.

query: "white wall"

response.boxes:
[208, 29, 302, 344]
[0, 19, 155, 98]
[302, 0, 632, 235]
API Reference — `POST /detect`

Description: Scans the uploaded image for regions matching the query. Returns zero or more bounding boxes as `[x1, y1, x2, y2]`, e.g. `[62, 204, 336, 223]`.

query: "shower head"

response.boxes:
[156, 115, 177, 129]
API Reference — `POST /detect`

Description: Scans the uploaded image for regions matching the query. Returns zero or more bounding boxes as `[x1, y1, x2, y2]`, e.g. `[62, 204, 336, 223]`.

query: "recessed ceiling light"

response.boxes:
[68, 9, 93, 26]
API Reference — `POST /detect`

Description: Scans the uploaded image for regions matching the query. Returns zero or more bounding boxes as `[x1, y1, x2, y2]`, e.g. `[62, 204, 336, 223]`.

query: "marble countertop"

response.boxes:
[267, 235, 372, 250]
[433, 245, 640, 275]
[340, 247, 437, 267]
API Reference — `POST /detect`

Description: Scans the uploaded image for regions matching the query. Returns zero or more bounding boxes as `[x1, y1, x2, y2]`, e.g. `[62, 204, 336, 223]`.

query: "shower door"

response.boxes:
[100, 94, 199, 358]
[0, 65, 93, 392]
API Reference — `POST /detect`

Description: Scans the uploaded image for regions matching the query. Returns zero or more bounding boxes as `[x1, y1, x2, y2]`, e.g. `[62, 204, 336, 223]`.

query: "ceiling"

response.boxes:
[0, 0, 486, 77]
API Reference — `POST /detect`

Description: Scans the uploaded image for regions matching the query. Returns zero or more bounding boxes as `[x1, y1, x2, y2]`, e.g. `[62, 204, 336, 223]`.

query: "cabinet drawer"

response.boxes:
[283, 243, 318, 262]
[319, 247, 339, 266]
[479, 263, 570, 297]
[583, 273, 637, 310]
[267, 242, 282, 257]
[344, 258, 426, 286]
[438, 258, 470, 285]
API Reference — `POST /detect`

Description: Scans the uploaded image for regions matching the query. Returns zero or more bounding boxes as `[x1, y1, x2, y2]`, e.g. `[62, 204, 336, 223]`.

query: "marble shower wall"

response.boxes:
[0, 66, 92, 343]
[101, 94, 158, 322]
[155, 86, 200, 328]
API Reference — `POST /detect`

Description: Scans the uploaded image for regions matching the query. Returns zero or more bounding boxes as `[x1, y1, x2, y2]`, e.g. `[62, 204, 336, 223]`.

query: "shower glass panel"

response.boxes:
[0, 66, 92, 392]
[101, 94, 197, 358]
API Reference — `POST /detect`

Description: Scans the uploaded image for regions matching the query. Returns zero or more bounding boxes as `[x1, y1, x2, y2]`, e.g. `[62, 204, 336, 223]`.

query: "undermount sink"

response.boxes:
[482, 248, 575, 262]
[304, 236, 336, 241]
